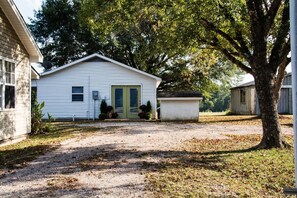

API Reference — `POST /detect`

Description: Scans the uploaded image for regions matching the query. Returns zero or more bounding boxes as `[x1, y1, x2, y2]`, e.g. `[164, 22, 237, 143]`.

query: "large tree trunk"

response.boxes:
[254, 71, 288, 149]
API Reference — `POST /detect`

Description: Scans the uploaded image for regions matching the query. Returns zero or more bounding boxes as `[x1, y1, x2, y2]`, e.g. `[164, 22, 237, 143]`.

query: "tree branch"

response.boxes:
[200, 18, 250, 60]
[264, 0, 282, 36]
[274, 56, 290, 102]
[219, 48, 253, 74]
[201, 37, 253, 74]
[268, 0, 289, 71]
[262, 0, 269, 13]
[218, 3, 252, 59]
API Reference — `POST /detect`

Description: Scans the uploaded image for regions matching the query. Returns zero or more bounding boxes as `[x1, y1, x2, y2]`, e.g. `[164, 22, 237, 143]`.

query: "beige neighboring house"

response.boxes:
[230, 73, 292, 115]
[230, 81, 257, 115]
[0, 0, 43, 144]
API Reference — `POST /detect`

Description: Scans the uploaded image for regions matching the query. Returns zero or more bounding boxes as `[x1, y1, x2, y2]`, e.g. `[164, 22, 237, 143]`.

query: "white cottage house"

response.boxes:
[0, 0, 43, 143]
[32, 53, 161, 120]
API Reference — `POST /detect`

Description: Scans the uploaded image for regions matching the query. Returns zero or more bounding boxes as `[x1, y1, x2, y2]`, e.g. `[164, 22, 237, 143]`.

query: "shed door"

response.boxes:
[112, 85, 141, 118]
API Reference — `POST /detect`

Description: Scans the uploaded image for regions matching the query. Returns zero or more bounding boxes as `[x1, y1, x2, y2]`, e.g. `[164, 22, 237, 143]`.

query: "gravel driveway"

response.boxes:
[0, 122, 293, 197]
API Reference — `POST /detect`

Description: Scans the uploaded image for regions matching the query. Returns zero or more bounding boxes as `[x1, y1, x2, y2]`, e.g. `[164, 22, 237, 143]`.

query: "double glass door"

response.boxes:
[111, 85, 141, 118]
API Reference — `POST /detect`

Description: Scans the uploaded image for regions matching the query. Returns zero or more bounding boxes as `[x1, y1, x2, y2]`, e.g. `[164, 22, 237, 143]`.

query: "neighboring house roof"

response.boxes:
[41, 53, 162, 86]
[230, 81, 255, 90]
[231, 72, 292, 90]
[0, 0, 43, 62]
[158, 91, 203, 100]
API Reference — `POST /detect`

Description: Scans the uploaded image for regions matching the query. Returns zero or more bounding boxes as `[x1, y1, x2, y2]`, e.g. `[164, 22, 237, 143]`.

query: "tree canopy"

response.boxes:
[29, 0, 241, 94]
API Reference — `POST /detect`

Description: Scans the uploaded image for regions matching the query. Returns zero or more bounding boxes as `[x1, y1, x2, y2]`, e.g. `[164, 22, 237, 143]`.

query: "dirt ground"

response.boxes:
[0, 122, 293, 197]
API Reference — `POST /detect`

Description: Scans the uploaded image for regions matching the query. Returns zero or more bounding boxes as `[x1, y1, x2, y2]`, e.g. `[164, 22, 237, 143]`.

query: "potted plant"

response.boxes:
[99, 100, 107, 120]
[138, 101, 152, 120]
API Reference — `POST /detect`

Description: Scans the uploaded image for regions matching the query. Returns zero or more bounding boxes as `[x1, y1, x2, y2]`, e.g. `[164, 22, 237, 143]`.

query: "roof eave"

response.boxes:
[158, 97, 203, 101]
[0, 0, 43, 63]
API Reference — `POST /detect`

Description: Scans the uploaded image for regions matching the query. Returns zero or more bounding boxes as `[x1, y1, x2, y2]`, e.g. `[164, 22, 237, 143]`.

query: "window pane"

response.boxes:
[5, 73, 11, 83]
[0, 85, 2, 108]
[5, 85, 15, 108]
[4, 61, 15, 84]
[130, 88, 138, 113]
[0, 60, 2, 84]
[115, 88, 123, 113]
[11, 74, 15, 84]
[72, 94, 83, 101]
[72, 86, 83, 93]
[0, 60, 2, 80]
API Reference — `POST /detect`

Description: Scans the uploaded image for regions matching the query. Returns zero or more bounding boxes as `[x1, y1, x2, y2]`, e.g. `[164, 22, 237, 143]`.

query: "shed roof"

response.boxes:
[230, 81, 255, 90]
[158, 91, 203, 98]
[41, 53, 162, 86]
[231, 72, 292, 90]
[0, 0, 43, 62]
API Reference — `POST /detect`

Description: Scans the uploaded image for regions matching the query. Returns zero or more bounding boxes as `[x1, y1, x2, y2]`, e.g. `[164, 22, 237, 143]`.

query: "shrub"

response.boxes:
[100, 100, 107, 114]
[111, 112, 119, 119]
[31, 101, 53, 134]
[106, 105, 114, 113]
[31, 101, 45, 134]
[99, 113, 107, 120]
[138, 112, 147, 119]
[146, 101, 152, 113]
[138, 101, 152, 120]
[139, 104, 147, 112]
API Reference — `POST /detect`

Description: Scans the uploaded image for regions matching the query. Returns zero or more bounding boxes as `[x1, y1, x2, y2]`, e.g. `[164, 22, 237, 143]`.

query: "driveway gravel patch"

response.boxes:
[0, 122, 292, 197]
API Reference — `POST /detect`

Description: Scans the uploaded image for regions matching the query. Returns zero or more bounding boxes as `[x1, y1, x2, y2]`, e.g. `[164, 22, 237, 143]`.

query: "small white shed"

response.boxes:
[158, 91, 203, 121]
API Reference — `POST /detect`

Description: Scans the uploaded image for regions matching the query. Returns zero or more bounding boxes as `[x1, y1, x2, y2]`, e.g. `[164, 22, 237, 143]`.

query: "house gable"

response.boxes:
[41, 53, 162, 86]
[0, 0, 42, 62]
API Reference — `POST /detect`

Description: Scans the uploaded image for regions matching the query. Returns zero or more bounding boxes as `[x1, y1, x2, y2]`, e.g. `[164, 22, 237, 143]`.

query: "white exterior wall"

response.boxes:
[160, 100, 200, 121]
[32, 61, 158, 119]
[0, 8, 31, 141]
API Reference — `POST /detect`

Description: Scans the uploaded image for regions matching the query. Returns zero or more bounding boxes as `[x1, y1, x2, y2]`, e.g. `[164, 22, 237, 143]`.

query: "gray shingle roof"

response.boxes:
[158, 91, 203, 98]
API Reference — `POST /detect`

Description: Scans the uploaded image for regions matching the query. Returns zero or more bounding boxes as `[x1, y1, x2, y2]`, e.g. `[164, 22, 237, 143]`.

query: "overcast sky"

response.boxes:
[14, 0, 43, 23]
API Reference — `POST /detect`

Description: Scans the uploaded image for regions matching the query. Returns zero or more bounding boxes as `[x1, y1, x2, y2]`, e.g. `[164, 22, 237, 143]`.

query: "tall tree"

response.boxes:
[30, 0, 240, 93]
[29, 0, 102, 67]
[187, 0, 290, 148]
[81, 0, 290, 148]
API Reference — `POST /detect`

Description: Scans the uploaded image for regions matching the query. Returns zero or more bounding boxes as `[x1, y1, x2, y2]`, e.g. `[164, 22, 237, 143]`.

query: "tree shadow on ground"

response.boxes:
[200, 116, 261, 124]
[0, 145, 52, 170]
[0, 133, 264, 197]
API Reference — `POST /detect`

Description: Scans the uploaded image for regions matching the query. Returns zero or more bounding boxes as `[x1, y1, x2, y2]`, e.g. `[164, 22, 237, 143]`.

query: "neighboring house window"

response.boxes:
[240, 89, 246, 104]
[0, 59, 16, 109]
[72, 86, 83, 101]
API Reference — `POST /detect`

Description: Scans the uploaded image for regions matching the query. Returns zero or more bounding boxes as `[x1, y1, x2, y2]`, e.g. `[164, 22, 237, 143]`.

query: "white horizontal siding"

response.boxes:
[160, 100, 200, 121]
[36, 62, 158, 119]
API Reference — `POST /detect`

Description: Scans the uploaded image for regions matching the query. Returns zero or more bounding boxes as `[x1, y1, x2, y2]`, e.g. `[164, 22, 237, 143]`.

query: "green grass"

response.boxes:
[147, 135, 295, 197]
[0, 122, 98, 175]
[200, 114, 293, 126]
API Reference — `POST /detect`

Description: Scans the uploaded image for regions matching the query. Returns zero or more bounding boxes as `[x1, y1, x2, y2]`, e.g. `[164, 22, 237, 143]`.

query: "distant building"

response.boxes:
[230, 73, 292, 115]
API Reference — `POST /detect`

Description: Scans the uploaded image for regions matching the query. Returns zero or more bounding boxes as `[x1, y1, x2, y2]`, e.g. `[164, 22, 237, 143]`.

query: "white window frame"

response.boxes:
[72, 86, 84, 102]
[0, 57, 17, 110]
